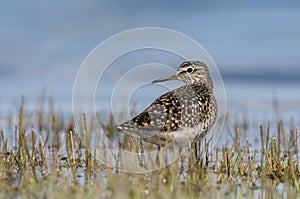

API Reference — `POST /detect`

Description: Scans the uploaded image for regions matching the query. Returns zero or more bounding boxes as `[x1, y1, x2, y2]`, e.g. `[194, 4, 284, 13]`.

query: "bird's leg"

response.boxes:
[198, 138, 205, 164]
[179, 146, 184, 171]
[155, 151, 160, 168]
[194, 142, 198, 160]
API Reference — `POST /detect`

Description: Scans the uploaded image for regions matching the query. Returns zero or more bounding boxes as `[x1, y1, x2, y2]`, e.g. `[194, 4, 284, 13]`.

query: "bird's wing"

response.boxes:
[118, 88, 185, 138]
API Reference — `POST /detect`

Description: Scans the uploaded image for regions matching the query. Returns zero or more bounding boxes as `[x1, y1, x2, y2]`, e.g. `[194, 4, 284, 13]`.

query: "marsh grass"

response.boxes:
[0, 97, 299, 198]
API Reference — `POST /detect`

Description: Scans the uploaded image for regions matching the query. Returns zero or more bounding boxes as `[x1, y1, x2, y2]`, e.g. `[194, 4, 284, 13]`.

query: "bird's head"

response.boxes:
[152, 61, 213, 90]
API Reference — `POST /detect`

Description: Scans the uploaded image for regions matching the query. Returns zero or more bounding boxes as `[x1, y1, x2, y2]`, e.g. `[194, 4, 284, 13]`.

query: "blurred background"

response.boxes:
[0, 1, 300, 128]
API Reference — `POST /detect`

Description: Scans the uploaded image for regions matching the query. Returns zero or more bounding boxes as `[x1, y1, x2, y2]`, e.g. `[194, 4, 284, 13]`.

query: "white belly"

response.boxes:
[159, 127, 203, 146]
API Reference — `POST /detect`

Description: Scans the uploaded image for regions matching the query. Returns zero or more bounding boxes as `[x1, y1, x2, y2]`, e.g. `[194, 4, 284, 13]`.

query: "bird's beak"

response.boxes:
[152, 74, 179, 83]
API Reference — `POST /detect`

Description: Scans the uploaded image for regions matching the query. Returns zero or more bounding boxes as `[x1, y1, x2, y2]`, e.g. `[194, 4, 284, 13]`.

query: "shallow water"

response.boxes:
[0, 77, 300, 142]
[0, 76, 299, 197]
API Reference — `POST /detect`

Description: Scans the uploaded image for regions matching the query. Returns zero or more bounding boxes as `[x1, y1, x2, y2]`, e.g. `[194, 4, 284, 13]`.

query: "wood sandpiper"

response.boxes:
[118, 61, 218, 147]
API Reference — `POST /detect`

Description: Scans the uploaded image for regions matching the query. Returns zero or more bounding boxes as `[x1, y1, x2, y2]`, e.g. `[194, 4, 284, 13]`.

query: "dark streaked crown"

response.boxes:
[176, 61, 214, 90]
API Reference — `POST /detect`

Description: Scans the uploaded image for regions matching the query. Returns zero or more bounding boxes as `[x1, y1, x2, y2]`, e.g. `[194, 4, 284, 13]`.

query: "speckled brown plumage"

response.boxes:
[118, 61, 218, 146]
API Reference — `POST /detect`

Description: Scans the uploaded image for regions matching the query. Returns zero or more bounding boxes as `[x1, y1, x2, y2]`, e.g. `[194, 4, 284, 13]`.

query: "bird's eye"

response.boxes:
[186, 67, 194, 73]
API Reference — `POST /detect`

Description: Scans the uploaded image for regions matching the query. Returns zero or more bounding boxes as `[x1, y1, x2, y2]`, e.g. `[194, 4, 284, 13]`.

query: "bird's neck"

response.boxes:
[190, 82, 213, 94]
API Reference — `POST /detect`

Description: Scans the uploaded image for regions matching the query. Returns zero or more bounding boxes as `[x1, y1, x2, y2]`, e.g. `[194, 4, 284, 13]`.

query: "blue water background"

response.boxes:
[0, 1, 300, 148]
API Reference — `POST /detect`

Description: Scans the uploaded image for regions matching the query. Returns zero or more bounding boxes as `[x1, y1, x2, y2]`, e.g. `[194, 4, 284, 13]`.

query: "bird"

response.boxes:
[118, 61, 218, 147]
